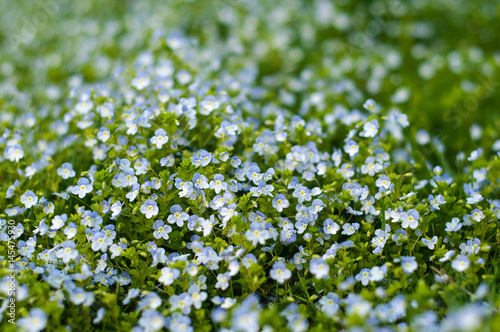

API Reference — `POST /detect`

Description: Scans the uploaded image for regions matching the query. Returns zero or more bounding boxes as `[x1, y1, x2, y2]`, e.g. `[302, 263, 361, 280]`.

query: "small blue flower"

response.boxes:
[140, 199, 159, 219]
[72, 178, 93, 198]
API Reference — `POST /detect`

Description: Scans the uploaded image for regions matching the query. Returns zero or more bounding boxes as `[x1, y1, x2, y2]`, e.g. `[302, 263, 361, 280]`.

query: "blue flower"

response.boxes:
[20, 190, 38, 208]
[97, 127, 111, 142]
[18, 308, 47, 332]
[57, 163, 76, 179]
[270, 261, 292, 284]
[4, 143, 24, 162]
[310, 258, 329, 279]
[167, 204, 189, 227]
[272, 194, 289, 212]
[150, 128, 169, 149]
[344, 140, 359, 157]
[72, 178, 93, 198]
[138, 309, 164, 332]
[153, 220, 172, 240]
[140, 199, 159, 219]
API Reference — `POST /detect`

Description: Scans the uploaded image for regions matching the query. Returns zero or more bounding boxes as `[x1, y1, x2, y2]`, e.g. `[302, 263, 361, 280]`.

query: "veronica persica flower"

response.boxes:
[245, 223, 270, 246]
[153, 220, 172, 240]
[355, 268, 371, 286]
[321, 219, 339, 236]
[138, 310, 164, 332]
[4, 144, 24, 162]
[150, 129, 169, 149]
[422, 236, 438, 250]
[158, 267, 180, 286]
[57, 162, 76, 179]
[376, 175, 391, 190]
[167, 204, 189, 227]
[401, 209, 420, 229]
[344, 140, 359, 157]
[131, 72, 150, 90]
[451, 255, 470, 272]
[141, 199, 159, 219]
[97, 127, 110, 142]
[310, 258, 329, 279]
[18, 308, 47, 332]
[215, 272, 231, 290]
[360, 119, 379, 138]
[72, 178, 93, 198]
[400, 256, 418, 275]
[445, 217, 462, 232]
[91, 232, 112, 252]
[272, 194, 289, 212]
[270, 261, 292, 284]
[20, 190, 38, 208]
[55, 240, 79, 264]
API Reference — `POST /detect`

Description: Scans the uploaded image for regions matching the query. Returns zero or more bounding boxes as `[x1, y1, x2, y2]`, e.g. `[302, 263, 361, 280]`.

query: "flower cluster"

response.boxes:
[1, 0, 500, 331]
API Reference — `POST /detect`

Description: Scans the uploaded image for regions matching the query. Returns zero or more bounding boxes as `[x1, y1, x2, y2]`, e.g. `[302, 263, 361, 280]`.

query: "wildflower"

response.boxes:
[153, 220, 173, 240]
[200, 95, 220, 115]
[270, 261, 292, 284]
[344, 140, 359, 157]
[219, 203, 238, 225]
[471, 209, 484, 222]
[91, 232, 113, 252]
[215, 272, 231, 290]
[126, 183, 140, 202]
[168, 313, 193, 332]
[445, 217, 462, 232]
[422, 236, 438, 250]
[55, 240, 79, 263]
[341, 223, 360, 236]
[151, 129, 169, 149]
[310, 258, 330, 279]
[167, 204, 189, 227]
[460, 238, 481, 255]
[72, 178, 93, 198]
[451, 255, 470, 272]
[188, 284, 207, 309]
[272, 194, 289, 212]
[20, 190, 38, 208]
[428, 194, 446, 210]
[18, 308, 47, 332]
[360, 119, 379, 137]
[401, 209, 420, 229]
[355, 268, 371, 286]
[110, 201, 123, 219]
[138, 310, 164, 332]
[400, 256, 418, 275]
[169, 293, 193, 315]
[439, 250, 456, 263]
[246, 222, 271, 246]
[210, 174, 227, 194]
[131, 72, 151, 90]
[317, 293, 340, 315]
[159, 267, 180, 286]
[466, 193, 483, 204]
[323, 219, 340, 235]
[4, 144, 24, 162]
[363, 99, 376, 111]
[193, 173, 209, 189]
[369, 265, 387, 282]
[57, 162, 76, 179]
[97, 127, 111, 142]
[141, 199, 159, 219]
[376, 175, 391, 190]
[93, 308, 105, 324]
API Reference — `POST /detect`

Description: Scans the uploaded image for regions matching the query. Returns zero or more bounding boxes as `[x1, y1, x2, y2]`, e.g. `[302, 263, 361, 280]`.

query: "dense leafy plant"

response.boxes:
[1, 0, 500, 331]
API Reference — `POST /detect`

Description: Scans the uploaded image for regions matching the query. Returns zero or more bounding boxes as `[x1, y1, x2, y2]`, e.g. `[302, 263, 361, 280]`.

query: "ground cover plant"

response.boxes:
[1, 0, 500, 331]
